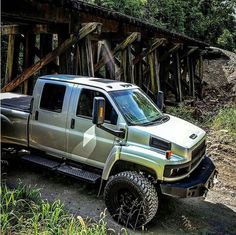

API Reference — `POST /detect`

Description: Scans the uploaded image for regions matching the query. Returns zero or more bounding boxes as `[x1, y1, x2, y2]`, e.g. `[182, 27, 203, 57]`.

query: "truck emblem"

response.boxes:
[190, 134, 197, 139]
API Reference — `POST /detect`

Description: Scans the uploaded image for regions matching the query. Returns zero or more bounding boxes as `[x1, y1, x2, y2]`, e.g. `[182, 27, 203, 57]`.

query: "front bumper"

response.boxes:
[160, 156, 217, 198]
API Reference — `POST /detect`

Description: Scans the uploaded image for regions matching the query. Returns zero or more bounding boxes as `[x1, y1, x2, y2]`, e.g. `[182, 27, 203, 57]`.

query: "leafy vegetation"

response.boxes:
[211, 106, 236, 137]
[166, 104, 198, 124]
[166, 104, 236, 138]
[0, 184, 117, 235]
[90, 0, 236, 51]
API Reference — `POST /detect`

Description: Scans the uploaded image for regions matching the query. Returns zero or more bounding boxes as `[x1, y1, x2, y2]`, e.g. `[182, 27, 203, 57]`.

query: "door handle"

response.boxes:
[35, 111, 39, 120]
[71, 118, 75, 129]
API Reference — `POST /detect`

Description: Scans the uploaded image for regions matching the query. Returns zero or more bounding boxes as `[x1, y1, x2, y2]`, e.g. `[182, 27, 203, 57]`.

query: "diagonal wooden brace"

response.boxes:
[133, 38, 166, 65]
[94, 32, 140, 72]
[1, 22, 102, 92]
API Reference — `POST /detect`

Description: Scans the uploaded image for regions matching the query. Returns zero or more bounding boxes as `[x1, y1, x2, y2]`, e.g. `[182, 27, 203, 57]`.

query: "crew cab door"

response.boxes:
[29, 80, 73, 158]
[67, 85, 119, 168]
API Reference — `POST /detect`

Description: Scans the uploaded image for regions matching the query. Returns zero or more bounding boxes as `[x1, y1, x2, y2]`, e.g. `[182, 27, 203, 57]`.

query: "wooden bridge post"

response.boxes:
[5, 34, 15, 85]
[58, 33, 70, 74]
[23, 32, 36, 94]
[173, 51, 183, 102]
[1, 23, 101, 92]
[40, 34, 53, 74]
[187, 55, 195, 97]
[94, 32, 140, 80]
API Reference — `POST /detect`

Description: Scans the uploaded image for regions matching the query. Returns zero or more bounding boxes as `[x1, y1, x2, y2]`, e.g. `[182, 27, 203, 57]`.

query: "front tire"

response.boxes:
[104, 171, 158, 229]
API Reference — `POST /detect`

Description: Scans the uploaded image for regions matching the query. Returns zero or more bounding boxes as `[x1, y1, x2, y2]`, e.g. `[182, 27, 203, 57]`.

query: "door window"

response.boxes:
[77, 89, 118, 125]
[40, 83, 66, 112]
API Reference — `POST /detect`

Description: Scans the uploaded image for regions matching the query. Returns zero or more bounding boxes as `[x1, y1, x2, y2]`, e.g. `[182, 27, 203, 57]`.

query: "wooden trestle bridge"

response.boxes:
[1, 0, 210, 103]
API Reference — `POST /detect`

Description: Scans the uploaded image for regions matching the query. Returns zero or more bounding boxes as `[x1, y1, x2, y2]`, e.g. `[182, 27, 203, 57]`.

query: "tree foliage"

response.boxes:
[91, 0, 236, 51]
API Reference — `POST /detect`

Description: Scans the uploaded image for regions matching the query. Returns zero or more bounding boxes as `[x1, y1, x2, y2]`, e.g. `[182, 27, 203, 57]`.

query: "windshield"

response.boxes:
[110, 88, 163, 125]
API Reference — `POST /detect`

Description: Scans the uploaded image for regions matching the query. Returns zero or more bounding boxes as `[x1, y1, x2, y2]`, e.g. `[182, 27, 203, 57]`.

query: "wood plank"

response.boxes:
[94, 32, 140, 72]
[159, 43, 181, 62]
[23, 33, 36, 94]
[40, 34, 53, 74]
[85, 36, 94, 77]
[58, 33, 70, 74]
[173, 51, 183, 102]
[5, 35, 15, 84]
[187, 56, 195, 97]
[181, 47, 198, 59]
[133, 44, 143, 87]
[133, 38, 166, 65]
[1, 23, 101, 92]
[154, 49, 160, 92]
[2, 1, 70, 24]
[121, 49, 127, 82]
[148, 52, 156, 93]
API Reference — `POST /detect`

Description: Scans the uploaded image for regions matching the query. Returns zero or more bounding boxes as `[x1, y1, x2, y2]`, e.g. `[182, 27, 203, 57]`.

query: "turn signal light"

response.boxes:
[165, 150, 172, 160]
[99, 107, 104, 118]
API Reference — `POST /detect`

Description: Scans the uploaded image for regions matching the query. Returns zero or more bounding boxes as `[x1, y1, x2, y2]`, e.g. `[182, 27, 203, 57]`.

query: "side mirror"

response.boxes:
[92, 97, 105, 125]
[157, 91, 164, 111]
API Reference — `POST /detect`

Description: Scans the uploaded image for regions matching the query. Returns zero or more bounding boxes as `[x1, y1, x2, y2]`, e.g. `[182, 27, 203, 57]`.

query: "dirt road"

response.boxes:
[3, 154, 236, 235]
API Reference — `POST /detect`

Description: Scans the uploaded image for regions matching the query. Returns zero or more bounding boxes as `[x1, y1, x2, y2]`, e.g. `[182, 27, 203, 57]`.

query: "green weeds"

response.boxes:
[0, 184, 110, 235]
[166, 104, 197, 124]
[166, 104, 236, 138]
[211, 106, 236, 137]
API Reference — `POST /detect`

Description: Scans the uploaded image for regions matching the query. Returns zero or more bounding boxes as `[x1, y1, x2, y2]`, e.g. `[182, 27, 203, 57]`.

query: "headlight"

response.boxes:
[150, 137, 171, 151]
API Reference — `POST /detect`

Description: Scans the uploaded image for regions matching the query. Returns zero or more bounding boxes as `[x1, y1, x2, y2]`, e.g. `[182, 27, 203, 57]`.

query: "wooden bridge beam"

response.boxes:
[159, 43, 182, 62]
[94, 32, 141, 72]
[133, 38, 166, 65]
[187, 55, 195, 97]
[1, 24, 69, 35]
[1, 22, 101, 92]
[5, 35, 15, 85]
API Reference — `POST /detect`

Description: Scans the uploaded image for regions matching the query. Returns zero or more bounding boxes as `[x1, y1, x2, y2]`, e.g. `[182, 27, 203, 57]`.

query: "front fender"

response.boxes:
[102, 145, 121, 180]
[102, 144, 165, 180]
[120, 145, 164, 180]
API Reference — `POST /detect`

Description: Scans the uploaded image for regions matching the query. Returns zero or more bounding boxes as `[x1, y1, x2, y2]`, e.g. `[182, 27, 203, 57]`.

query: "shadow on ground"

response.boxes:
[2, 160, 236, 235]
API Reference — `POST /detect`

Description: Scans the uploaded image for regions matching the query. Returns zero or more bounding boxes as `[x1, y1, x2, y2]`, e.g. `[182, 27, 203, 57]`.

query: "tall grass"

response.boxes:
[211, 106, 236, 137]
[0, 184, 110, 235]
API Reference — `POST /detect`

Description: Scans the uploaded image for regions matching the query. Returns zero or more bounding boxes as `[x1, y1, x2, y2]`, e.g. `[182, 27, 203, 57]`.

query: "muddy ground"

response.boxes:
[2, 49, 236, 234]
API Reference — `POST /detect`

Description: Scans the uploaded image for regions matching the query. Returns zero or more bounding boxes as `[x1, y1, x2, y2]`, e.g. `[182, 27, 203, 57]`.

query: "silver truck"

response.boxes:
[1, 75, 217, 228]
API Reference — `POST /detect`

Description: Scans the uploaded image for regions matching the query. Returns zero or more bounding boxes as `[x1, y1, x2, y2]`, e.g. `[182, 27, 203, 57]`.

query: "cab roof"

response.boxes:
[40, 74, 138, 92]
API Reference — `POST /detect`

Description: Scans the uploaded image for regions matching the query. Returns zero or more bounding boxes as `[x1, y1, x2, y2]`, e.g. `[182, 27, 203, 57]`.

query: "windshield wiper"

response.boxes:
[141, 115, 170, 126]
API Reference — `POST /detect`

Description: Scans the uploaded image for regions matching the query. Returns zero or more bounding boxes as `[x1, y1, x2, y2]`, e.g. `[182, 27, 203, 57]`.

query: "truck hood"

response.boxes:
[127, 114, 206, 151]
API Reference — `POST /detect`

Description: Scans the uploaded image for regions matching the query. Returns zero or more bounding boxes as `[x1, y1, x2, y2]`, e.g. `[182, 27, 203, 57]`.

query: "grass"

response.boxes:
[166, 104, 236, 137]
[0, 184, 116, 235]
[211, 106, 236, 137]
[166, 104, 198, 124]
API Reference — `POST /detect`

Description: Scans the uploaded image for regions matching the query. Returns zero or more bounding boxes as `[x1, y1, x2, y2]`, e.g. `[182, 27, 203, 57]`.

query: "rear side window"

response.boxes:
[77, 89, 118, 125]
[40, 83, 66, 112]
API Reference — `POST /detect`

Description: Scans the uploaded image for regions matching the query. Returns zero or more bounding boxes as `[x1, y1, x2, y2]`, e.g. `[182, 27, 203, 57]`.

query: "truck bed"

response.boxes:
[0, 92, 32, 112]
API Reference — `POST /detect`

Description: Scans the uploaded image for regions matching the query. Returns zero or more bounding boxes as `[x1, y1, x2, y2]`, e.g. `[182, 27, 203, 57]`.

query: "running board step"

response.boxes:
[57, 165, 101, 184]
[22, 154, 60, 169]
[21, 154, 101, 184]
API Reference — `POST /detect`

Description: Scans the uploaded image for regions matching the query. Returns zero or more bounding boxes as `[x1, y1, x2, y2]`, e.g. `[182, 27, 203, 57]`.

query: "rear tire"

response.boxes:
[104, 171, 158, 229]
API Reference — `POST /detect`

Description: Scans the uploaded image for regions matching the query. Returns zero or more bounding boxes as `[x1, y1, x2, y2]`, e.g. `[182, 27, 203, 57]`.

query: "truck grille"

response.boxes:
[164, 140, 206, 178]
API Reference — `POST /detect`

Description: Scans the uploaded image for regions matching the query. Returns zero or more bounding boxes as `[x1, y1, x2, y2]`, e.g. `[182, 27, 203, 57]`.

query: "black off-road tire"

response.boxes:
[104, 171, 158, 229]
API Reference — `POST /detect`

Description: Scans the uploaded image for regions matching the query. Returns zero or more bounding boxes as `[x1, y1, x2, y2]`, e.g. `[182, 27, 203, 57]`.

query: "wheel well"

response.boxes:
[109, 160, 157, 180]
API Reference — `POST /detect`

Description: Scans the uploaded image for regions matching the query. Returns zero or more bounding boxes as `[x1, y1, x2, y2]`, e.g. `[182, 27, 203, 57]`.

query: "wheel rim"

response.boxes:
[110, 184, 146, 228]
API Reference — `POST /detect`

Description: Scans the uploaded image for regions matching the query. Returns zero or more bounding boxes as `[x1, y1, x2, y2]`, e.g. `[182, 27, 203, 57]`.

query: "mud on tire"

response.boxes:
[104, 171, 158, 229]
